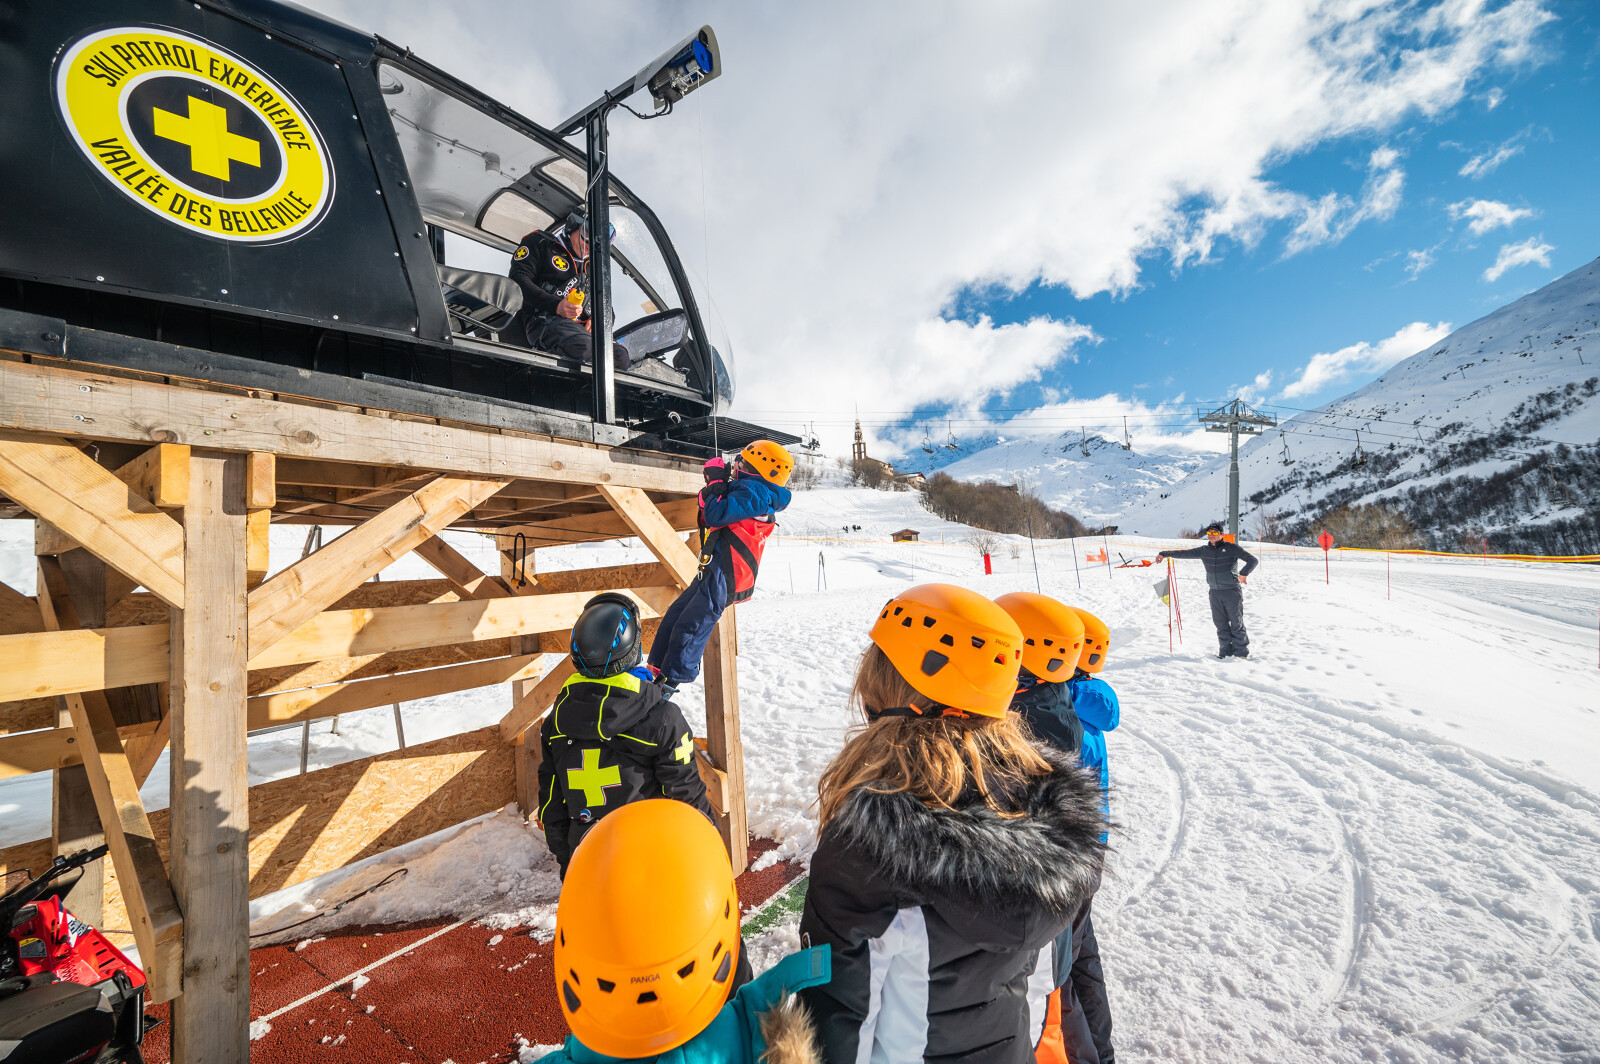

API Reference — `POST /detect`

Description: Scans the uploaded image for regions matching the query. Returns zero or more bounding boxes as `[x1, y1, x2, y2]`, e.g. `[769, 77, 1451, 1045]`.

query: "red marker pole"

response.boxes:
[1167, 558, 1174, 653]
[982, 551, 992, 575]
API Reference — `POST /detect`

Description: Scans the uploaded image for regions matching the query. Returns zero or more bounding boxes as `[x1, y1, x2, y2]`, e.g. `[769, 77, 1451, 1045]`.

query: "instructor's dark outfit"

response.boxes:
[507, 229, 591, 360]
[1160, 540, 1258, 657]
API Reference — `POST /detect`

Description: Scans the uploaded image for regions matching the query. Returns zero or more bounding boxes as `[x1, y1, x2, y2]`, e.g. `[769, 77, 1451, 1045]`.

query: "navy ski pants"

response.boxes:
[648, 563, 730, 684]
[1064, 901, 1115, 1063]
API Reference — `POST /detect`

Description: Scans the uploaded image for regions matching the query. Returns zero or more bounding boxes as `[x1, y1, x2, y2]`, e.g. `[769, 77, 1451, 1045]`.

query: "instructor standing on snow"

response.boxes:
[1158, 522, 1258, 659]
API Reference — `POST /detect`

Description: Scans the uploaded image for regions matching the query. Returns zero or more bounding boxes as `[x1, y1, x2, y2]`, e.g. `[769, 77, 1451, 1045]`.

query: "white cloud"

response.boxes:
[313, 0, 1553, 444]
[1483, 87, 1506, 109]
[1237, 371, 1275, 404]
[1404, 245, 1439, 280]
[1280, 147, 1406, 256]
[1483, 237, 1555, 282]
[1449, 198, 1533, 235]
[1459, 134, 1526, 177]
[1279, 321, 1453, 399]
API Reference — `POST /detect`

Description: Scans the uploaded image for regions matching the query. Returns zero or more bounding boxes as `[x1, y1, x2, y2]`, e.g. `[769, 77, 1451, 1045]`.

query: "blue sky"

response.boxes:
[926, 1, 1600, 451]
[331, 0, 1595, 457]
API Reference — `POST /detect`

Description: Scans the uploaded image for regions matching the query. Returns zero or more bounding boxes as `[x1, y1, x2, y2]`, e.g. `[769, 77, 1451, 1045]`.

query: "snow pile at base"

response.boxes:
[247, 805, 562, 946]
[931, 431, 1212, 525]
[1123, 254, 1600, 542]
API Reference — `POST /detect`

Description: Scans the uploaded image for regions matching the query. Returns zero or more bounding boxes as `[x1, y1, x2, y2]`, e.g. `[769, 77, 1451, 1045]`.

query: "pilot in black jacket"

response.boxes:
[507, 216, 629, 370]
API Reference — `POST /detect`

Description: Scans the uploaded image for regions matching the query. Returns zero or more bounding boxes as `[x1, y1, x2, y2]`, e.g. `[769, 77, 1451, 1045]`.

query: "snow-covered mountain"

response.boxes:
[925, 431, 1212, 525]
[890, 431, 1002, 475]
[1122, 255, 1600, 550]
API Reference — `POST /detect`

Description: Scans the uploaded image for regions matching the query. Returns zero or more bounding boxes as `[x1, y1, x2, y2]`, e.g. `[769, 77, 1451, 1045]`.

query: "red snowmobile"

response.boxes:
[0, 846, 150, 1063]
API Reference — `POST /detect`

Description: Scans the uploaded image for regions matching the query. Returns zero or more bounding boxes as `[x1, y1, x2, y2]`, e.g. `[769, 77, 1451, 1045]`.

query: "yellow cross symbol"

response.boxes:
[567, 748, 621, 807]
[674, 733, 695, 765]
[152, 95, 260, 182]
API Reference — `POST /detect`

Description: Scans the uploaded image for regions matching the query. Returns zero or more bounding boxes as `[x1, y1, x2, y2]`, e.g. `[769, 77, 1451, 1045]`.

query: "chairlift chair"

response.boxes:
[922, 425, 935, 454]
[1080, 427, 1091, 458]
[1121, 416, 1132, 451]
[1280, 437, 1294, 466]
[1352, 429, 1368, 468]
[944, 420, 959, 450]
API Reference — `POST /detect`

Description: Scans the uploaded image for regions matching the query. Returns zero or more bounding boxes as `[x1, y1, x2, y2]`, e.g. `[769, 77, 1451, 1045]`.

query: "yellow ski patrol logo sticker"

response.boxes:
[55, 27, 334, 243]
[551, 254, 570, 272]
[514, 245, 529, 260]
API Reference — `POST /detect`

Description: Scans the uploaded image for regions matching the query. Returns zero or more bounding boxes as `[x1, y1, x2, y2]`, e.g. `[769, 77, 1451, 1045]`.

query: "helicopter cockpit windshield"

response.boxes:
[376, 61, 712, 395]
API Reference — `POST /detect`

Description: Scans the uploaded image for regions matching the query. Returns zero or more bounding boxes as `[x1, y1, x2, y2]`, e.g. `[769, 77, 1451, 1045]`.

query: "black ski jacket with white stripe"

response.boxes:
[797, 745, 1107, 1063]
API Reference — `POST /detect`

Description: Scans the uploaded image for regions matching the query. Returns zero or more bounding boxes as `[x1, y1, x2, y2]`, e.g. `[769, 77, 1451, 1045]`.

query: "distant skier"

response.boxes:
[1158, 522, 1258, 659]
[535, 594, 712, 878]
[997, 594, 1120, 1064]
[548, 799, 831, 1063]
[797, 584, 1106, 1063]
[647, 441, 794, 694]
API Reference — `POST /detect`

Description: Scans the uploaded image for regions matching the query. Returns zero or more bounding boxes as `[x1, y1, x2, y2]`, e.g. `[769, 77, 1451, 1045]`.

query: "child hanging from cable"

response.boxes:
[547, 799, 832, 1063]
[647, 440, 794, 695]
[535, 593, 714, 880]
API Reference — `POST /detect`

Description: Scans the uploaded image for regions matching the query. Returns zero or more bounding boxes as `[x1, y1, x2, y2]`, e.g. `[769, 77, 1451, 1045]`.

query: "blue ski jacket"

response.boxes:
[701, 474, 791, 529]
[542, 946, 831, 1064]
[1065, 672, 1119, 793]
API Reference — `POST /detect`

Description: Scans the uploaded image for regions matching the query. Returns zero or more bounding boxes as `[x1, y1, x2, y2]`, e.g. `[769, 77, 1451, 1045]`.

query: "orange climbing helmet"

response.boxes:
[1070, 608, 1110, 673]
[554, 800, 741, 1057]
[869, 583, 1024, 717]
[739, 439, 795, 486]
[994, 592, 1086, 681]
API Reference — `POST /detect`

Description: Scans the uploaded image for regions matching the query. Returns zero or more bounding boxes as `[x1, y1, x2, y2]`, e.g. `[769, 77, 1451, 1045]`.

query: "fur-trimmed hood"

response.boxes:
[826, 744, 1106, 945]
[757, 994, 820, 1064]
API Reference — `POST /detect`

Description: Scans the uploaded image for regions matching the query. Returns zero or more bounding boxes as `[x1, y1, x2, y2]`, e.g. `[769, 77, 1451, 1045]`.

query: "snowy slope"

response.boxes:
[6, 483, 1600, 1060]
[1123, 256, 1600, 544]
[922, 431, 1210, 524]
[889, 430, 1002, 475]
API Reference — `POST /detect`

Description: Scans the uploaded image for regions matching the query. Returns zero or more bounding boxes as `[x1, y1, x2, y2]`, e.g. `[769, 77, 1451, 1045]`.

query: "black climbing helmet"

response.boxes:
[571, 592, 642, 678]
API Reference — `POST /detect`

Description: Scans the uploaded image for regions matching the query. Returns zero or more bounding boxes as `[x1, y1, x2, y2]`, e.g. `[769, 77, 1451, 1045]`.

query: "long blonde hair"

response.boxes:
[817, 645, 1054, 825]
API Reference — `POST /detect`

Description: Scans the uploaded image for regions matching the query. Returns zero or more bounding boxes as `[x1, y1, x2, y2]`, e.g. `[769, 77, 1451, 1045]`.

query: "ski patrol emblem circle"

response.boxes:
[55, 27, 334, 243]
[551, 254, 570, 271]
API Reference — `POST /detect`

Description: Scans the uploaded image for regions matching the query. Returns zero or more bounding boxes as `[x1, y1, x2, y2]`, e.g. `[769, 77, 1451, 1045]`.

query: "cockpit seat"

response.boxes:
[437, 265, 523, 337]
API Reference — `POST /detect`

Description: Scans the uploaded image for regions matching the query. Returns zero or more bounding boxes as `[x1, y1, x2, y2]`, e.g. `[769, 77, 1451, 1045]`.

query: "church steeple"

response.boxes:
[852, 406, 867, 462]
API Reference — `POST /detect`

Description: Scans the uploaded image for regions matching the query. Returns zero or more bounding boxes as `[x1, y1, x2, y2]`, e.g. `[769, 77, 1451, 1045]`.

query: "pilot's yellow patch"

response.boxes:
[514, 246, 529, 260]
[551, 254, 570, 272]
[55, 27, 334, 243]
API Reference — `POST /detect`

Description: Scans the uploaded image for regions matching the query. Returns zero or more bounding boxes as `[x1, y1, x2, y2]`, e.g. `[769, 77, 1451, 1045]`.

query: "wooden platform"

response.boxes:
[0, 353, 748, 1064]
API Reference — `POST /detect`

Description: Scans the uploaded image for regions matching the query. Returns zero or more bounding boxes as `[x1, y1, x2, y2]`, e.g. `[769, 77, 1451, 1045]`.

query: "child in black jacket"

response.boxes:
[535, 593, 712, 876]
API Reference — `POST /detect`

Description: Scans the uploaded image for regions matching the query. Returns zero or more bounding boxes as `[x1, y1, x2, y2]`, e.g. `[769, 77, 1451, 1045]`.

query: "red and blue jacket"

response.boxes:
[698, 472, 791, 603]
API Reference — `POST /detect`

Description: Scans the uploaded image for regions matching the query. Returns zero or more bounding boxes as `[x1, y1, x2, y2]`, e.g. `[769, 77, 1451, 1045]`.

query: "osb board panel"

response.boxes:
[248, 636, 518, 696]
[0, 697, 55, 733]
[2, 728, 514, 950]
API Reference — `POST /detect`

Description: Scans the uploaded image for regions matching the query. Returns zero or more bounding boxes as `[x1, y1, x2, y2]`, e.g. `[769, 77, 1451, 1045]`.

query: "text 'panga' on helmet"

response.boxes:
[739, 439, 794, 486]
[994, 592, 1085, 680]
[1070, 607, 1110, 673]
[570, 592, 642, 678]
[869, 583, 1024, 717]
[555, 800, 740, 1057]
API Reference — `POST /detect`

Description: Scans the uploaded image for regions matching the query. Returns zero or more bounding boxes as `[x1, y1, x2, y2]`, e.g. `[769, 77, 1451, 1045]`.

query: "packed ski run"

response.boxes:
[8, 479, 1595, 1061]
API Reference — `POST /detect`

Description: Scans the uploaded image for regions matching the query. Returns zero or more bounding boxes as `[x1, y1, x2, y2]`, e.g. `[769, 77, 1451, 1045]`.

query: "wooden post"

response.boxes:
[702, 612, 747, 873]
[35, 530, 104, 926]
[503, 545, 544, 818]
[169, 452, 251, 1063]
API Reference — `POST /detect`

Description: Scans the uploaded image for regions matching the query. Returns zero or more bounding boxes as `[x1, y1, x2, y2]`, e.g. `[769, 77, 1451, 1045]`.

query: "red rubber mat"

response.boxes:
[139, 837, 803, 1063]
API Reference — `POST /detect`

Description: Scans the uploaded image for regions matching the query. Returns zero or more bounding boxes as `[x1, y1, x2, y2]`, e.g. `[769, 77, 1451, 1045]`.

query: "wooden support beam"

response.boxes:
[0, 431, 186, 606]
[245, 509, 271, 589]
[498, 655, 573, 743]
[245, 452, 276, 509]
[128, 711, 171, 788]
[247, 654, 542, 730]
[169, 452, 250, 1048]
[114, 443, 190, 508]
[520, 561, 677, 596]
[37, 556, 106, 926]
[498, 497, 698, 549]
[596, 485, 701, 588]
[247, 474, 510, 655]
[693, 738, 729, 816]
[702, 612, 747, 873]
[0, 719, 159, 779]
[0, 626, 171, 702]
[0, 359, 703, 494]
[38, 557, 182, 997]
[413, 535, 512, 600]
